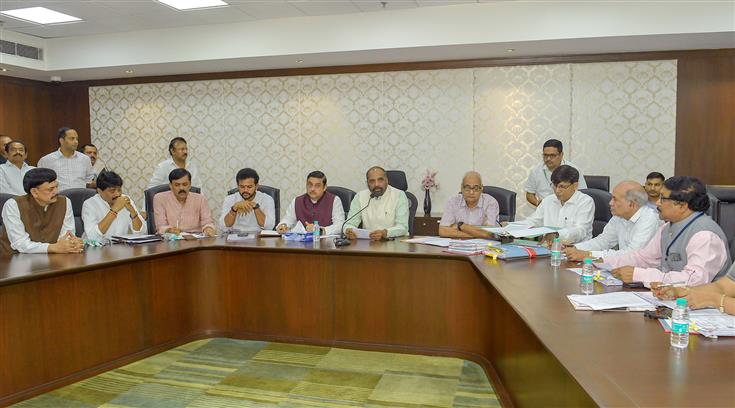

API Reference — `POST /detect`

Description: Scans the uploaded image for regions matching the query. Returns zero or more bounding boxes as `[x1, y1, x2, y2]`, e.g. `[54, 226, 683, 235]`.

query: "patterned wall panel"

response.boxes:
[570, 61, 677, 189]
[473, 64, 573, 218]
[89, 61, 676, 227]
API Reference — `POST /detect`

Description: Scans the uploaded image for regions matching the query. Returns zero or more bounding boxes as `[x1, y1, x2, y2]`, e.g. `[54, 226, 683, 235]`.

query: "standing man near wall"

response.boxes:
[81, 143, 106, 180]
[147, 137, 201, 189]
[0, 134, 12, 165]
[524, 139, 587, 207]
[37, 127, 96, 191]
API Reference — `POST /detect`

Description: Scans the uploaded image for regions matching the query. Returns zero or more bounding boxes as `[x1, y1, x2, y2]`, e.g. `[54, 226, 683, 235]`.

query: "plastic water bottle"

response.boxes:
[670, 298, 690, 349]
[550, 238, 562, 267]
[580, 258, 595, 295]
[312, 221, 320, 247]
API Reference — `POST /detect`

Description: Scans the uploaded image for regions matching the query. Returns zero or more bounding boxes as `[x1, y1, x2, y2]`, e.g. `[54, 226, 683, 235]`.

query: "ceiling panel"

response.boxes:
[234, 0, 305, 19]
[352, 0, 419, 13]
[287, 0, 361, 16]
[415, 0, 475, 5]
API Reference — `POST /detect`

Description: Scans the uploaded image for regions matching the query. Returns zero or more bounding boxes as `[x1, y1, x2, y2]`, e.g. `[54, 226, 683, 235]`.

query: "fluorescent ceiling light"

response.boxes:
[0, 7, 81, 25]
[156, 0, 229, 10]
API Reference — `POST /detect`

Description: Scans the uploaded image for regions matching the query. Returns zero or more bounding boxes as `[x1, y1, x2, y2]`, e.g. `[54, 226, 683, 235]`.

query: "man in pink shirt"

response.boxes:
[608, 176, 730, 287]
[153, 168, 215, 236]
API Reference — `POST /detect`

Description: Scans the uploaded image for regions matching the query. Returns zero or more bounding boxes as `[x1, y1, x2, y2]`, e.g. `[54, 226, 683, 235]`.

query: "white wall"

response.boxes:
[90, 59, 676, 222]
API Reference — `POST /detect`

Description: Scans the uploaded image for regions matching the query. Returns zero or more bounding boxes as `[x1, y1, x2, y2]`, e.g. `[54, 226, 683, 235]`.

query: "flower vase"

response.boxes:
[423, 190, 431, 216]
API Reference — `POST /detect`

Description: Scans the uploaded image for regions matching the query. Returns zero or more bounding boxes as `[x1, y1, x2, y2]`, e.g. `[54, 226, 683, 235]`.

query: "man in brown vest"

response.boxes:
[0, 168, 83, 255]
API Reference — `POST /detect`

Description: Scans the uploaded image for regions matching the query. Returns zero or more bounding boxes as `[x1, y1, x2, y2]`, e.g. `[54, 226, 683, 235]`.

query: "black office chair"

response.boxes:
[0, 193, 15, 226]
[405, 191, 418, 237]
[60, 188, 97, 237]
[580, 188, 612, 238]
[326, 186, 356, 215]
[584, 175, 610, 192]
[483, 186, 517, 223]
[145, 184, 201, 234]
[386, 170, 408, 191]
[707, 185, 735, 258]
[227, 185, 280, 226]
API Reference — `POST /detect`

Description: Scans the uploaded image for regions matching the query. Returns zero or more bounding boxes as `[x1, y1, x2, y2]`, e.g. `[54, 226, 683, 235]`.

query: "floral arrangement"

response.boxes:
[421, 170, 439, 191]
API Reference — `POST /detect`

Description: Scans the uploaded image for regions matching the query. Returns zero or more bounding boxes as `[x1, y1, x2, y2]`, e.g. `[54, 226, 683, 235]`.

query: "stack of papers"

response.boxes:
[226, 233, 257, 242]
[658, 310, 735, 338]
[405, 237, 453, 247]
[567, 292, 656, 311]
[111, 234, 163, 244]
[482, 223, 558, 238]
[445, 240, 486, 256]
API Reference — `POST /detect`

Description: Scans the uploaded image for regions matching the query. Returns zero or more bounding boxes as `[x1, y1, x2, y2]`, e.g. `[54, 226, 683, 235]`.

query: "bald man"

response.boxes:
[565, 181, 660, 261]
[438, 171, 500, 238]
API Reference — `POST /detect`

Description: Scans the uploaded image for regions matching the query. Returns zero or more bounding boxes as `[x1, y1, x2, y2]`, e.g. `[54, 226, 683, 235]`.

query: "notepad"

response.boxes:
[567, 292, 655, 311]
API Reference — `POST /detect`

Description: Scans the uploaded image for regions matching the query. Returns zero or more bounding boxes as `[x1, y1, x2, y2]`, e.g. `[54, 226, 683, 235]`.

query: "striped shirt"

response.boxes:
[37, 150, 95, 191]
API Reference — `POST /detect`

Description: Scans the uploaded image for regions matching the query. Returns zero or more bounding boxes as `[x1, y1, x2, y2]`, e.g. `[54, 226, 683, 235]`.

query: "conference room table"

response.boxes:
[0, 236, 732, 407]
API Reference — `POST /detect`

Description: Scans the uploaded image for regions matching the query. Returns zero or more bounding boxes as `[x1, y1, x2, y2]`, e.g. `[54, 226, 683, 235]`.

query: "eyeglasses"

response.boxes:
[542, 153, 560, 159]
[659, 196, 684, 204]
[462, 185, 482, 192]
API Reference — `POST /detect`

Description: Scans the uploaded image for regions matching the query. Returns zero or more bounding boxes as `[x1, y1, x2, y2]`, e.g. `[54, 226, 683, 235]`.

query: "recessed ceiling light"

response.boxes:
[506, 48, 515, 53]
[125, 70, 134, 74]
[296, 60, 304, 64]
[155, 0, 229, 11]
[0, 7, 81, 25]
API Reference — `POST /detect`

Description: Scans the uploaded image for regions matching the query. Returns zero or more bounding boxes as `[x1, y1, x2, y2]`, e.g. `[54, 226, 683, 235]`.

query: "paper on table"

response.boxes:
[259, 230, 280, 237]
[351, 228, 371, 239]
[482, 226, 556, 238]
[227, 233, 257, 241]
[634, 291, 677, 308]
[594, 262, 614, 271]
[567, 268, 623, 286]
[404, 237, 453, 247]
[568, 292, 655, 311]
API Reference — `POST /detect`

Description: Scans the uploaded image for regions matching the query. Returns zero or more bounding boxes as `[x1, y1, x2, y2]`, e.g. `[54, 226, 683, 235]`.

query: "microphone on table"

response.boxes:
[334, 191, 378, 247]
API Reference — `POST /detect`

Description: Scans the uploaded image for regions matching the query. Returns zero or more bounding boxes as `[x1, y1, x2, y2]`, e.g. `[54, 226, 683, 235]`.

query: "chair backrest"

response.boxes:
[59, 188, 97, 237]
[386, 170, 408, 191]
[405, 191, 418, 237]
[482, 186, 517, 222]
[580, 188, 613, 238]
[0, 193, 15, 226]
[707, 185, 735, 258]
[227, 185, 280, 226]
[326, 186, 356, 215]
[145, 184, 201, 234]
[584, 175, 610, 192]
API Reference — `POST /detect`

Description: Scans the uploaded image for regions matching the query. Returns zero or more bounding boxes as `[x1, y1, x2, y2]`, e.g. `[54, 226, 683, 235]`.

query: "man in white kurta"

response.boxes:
[147, 137, 200, 189]
[82, 171, 145, 243]
[344, 166, 409, 240]
[518, 164, 594, 244]
[565, 181, 660, 260]
[0, 141, 34, 195]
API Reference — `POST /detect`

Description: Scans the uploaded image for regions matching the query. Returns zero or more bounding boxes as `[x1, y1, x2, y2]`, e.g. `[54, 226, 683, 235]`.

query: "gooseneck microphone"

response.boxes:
[334, 191, 378, 247]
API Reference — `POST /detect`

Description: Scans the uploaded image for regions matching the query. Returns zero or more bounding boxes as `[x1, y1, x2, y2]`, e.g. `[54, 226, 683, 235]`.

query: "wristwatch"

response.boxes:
[456, 222, 464, 231]
[253, 203, 260, 210]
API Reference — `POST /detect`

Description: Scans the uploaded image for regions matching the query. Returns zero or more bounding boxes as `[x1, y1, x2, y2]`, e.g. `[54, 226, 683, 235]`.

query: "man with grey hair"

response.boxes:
[439, 171, 500, 238]
[565, 180, 660, 261]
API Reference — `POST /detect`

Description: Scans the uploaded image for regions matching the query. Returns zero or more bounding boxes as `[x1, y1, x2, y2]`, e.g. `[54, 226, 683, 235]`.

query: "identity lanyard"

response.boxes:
[665, 212, 704, 258]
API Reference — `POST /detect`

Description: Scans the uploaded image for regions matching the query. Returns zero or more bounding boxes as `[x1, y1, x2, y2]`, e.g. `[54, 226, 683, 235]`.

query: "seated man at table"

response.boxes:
[153, 168, 215, 236]
[220, 168, 275, 232]
[607, 176, 731, 287]
[517, 165, 594, 245]
[82, 171, 145, 243]
[0, 168, 83, 255]
[564, 181, 659, 261]
[276, 170, 344, 235]
[344, 166, 409, 241]
[439, 171, 500, 238]
[652, 263, 735, 316]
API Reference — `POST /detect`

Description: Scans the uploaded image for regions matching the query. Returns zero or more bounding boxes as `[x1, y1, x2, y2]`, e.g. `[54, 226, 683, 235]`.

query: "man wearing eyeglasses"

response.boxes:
[438, 171, 500, 238]
[524, 139, 586, 207]
[517, 165, 594, 245]
[606, 176, 731, 287]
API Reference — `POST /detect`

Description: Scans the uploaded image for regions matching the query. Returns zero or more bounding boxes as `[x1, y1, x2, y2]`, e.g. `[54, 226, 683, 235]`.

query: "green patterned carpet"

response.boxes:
[15, 338, 499, 408]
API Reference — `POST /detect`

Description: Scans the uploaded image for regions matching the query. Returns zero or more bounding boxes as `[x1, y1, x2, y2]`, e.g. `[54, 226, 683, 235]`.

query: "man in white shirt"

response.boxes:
[81, 143, 106, 180]
[565, 181, 660, 260]
[518, 165, 595, 245]
[0, 168, 83, 254]
[276, 170, 345, 235]
[37, 127, 95, 191]
[344, 166, 410, 241]
[82, 171, 145, 243]
[0, 141, 35, 195]
[220, 168, 276, 231]
[644, 171, 665, 209]
[147, 137, 200, 189]
[524, 139, 587, 206]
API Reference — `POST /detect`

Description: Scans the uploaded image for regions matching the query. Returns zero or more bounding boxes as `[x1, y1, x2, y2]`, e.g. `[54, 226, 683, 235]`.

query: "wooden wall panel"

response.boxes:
[0, 76, 90, 165]
[675, 53, 735, 184]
